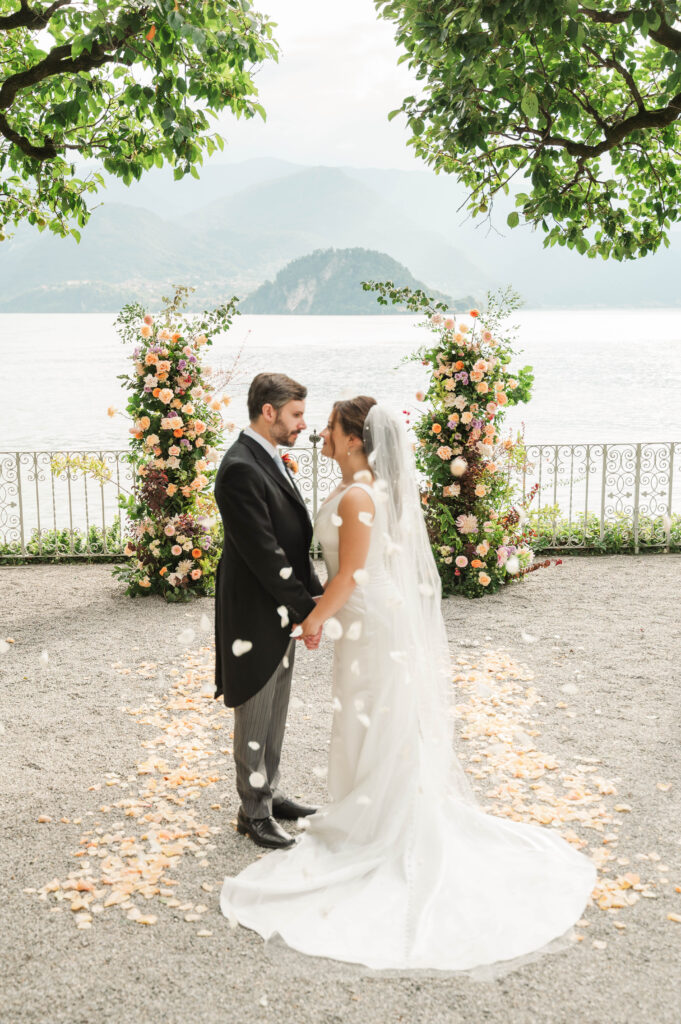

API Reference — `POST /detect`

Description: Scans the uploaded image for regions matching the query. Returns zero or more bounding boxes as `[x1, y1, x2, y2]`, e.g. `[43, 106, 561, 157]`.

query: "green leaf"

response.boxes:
[506, 211, 519, 228]
[520, 90, 539, 119]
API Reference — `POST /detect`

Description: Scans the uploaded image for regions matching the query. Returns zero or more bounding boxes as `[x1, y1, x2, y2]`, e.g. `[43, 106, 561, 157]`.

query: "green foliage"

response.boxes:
[0, 517, 126, 562]
[530, 506, 681, 552]
[0, 0, 278, 239]
[376, 0, 681, 259]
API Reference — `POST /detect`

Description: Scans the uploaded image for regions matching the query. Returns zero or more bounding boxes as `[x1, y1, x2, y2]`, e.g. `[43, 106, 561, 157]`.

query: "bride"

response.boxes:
[220, 396, 596, 973]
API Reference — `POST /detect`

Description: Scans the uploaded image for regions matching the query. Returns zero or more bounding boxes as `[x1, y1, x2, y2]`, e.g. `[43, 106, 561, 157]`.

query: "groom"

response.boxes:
[214, 372, 324, 849]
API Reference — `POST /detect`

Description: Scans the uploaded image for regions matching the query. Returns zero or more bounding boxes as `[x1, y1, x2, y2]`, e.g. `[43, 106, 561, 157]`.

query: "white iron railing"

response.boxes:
[0, 440, 679, 559]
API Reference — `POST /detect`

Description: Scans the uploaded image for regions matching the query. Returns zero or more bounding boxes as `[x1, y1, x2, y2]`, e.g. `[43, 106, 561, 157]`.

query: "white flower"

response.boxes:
[176, 558, 194, 577]
[450, 457, 468, 477]
[453, 395, 468, 410]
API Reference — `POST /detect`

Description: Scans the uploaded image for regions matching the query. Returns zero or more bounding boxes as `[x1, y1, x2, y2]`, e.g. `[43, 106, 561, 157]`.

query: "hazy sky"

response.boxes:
[216, 0, 423, 169]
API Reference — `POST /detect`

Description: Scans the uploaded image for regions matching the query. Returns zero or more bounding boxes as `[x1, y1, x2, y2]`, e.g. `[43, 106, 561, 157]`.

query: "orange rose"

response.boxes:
[455, 361, 464, 370]
[159, 566, 168, 576]
[478, 572, 491, 586]
[171, 332, 181, 342]
[173, 429, 183, 438]
[152, 387, 160, 397]
[471, 559, 484, 569]
[431, 423, 442, 434]
[191, 548, 202, 559]
[470, 309, 480, 318]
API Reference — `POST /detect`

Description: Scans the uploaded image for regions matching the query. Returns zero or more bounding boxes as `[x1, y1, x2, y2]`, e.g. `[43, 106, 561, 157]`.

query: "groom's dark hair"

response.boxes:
[248, 373, 307, 421]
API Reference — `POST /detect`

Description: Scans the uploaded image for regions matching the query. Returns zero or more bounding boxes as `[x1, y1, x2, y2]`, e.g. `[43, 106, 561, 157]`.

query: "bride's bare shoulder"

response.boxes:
[338, 483, 375, 519]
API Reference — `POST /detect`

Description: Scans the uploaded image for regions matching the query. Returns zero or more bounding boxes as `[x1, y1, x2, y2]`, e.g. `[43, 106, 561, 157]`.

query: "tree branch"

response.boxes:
[0, 0, 72, 32]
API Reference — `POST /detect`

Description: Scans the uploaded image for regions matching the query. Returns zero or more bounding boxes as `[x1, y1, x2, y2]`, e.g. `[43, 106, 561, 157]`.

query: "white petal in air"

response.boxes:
[0, 640, 9, 655]
[178, 628, 195, 646]
[232, 639, 253, 657]
[356, 795, 372, 806]
[248, 740, 261, 751]
[277, 606, 290, 628]
[352, 568, 370, 585]
[390, 651, 407, 665]
[350, 660, 360, 676]
[357, 713, 371, 728]
[249, 771, 265, 788]
[39, 650, 49, 667]
[358, 511, 374, 526]
[199, 614, 211, 633]
[353, 470, 373, 484]
[332, 697, 343, 712]
[279, 566, 293, 579]
[289, 625, 303, 638]
[282, 655, 290, 669]
[324, 617, 343, 640]
[353, 697, 365, 712]
[521, 632, 538, 644]
[345, 621, 362, 640]
[331, 513, 343, 527]
[418, 583, 434, 597]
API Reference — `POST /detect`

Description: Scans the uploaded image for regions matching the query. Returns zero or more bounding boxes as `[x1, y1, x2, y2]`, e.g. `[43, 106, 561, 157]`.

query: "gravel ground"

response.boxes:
[1, 555, 680, 1024]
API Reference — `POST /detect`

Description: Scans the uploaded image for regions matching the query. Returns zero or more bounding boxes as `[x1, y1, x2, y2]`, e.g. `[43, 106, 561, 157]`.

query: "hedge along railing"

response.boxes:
[0, 440, 679, 560]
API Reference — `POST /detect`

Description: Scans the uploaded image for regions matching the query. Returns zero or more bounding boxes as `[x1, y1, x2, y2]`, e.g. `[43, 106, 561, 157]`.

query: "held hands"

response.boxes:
[292, 612, 323, 651]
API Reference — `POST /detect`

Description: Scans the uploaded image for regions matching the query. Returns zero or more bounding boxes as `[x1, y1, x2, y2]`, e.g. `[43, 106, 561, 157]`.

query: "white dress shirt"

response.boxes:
[243, 425, 292, 484]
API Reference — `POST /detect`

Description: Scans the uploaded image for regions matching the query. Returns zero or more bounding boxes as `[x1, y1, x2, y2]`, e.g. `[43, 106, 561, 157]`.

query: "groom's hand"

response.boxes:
[302, 626, 322, 651]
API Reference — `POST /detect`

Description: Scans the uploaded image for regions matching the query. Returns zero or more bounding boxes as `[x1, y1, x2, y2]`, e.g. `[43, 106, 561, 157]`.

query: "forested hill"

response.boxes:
[240, 248, 468, 314]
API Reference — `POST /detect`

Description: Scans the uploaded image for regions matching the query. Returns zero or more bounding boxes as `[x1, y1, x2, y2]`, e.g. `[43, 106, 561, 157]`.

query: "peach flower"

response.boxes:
[166, 483, 178, 497]
[478, 572, 491, 586]
[471, 559, 484, 569]
[475, 483, 487, 497]
[431, 423, 442, 434]
[461, 411, 473, 425]
[444, 317, 455, 330]
[171, 544, 182, 556]
[139, 577, 151, 587]
[143, 314, 154, 325]
[496, 392, 508, 405]
[140, 325, 152, 339]
[193, 420, 206, 434]
[158, 388, 174, 404]
[476, 382, 489, 394]
[164, 524, 176, 536]
[455, 555, 468, 568]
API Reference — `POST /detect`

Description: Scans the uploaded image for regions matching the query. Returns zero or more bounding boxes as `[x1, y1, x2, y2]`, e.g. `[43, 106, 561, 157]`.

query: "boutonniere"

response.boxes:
[281, 453, 299, 474]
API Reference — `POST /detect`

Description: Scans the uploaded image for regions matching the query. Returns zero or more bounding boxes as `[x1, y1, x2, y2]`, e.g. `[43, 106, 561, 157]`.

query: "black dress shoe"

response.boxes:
[237, 808, 295, 849]
[272, 796, 318, 820]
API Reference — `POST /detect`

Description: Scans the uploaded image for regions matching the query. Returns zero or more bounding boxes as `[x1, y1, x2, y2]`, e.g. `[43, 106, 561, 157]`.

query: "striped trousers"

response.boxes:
[233, 638, 296, 819]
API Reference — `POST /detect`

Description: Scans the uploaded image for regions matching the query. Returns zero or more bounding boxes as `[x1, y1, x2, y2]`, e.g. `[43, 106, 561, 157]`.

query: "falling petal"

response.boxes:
[178, 628, 195, 646]
[353, 470, 373, 484]
[249, 771, 265, 789]
[561, 683, 579, 695]
[521, 632, 538, 643]
[289, 626, 303, 638]
[0, 640, 9, 655]
[324, 617, 343, 640]
[283, 655, 290, 669]
[383, 533, 402, 556]
[389, 651, 407, 665]
[356, 795, 372, 806]
[312, 766, 327, 778]
[39, 650, 49, 667]
[247, 741, 261, 751]
[277, 606, 290, 628]
[200, 614, 211, 633]
[357, 713, 371, 728]
[331, 513, 343, 527]
[353, 697, 365, 712]
[358, 511, 374, 526]
[279, 567, 293, 579]
[350, 660, 360, 676]
[353, 568, 370, 585]
[332, 697, 342, 712]
[418, 583, 434, 597]
[345, 621, 362, 641]
[232, 639, 253, 657]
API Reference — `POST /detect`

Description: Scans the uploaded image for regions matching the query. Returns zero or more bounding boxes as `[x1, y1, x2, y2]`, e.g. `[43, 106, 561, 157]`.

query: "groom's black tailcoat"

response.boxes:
[214, 431, 323, 708]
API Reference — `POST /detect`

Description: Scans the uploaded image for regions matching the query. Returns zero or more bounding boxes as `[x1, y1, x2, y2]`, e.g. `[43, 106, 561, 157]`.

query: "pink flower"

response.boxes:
[444, 317, 455, 330]
[455, 513, 478, 535]
[415, 390, 426, 402]
[191, 568, 202, 580]
[171, 544, 182, 556]
[431, 313, 443, 325]
[143, 314, 153, 325]
[455, 555, 468, 568]
[164, 524, 176, 537]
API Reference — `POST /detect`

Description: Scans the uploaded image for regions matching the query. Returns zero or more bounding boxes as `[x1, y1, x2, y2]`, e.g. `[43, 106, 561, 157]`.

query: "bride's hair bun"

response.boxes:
[331, 396, 377, 448]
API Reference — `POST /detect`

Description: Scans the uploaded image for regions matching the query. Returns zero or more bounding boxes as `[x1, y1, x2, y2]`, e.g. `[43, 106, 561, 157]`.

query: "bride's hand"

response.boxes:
[299, 612, 323, 650]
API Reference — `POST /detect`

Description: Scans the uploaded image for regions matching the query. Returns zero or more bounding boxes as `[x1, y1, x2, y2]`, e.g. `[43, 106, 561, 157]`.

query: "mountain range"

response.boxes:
[0, 157, 679, 311]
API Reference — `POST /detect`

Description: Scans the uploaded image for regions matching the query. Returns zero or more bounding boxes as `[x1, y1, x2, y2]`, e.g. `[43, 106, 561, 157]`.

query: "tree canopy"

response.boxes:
[0, 0, 277, 240]
[376, 0, 681, 259]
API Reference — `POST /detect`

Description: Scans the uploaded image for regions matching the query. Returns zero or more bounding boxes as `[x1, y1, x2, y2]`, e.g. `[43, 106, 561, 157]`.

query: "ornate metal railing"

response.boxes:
[0, 440, 679, 559]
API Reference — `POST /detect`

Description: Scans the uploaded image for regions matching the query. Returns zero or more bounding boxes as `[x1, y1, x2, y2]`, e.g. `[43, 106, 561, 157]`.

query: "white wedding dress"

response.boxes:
[220, 409, 596, 975]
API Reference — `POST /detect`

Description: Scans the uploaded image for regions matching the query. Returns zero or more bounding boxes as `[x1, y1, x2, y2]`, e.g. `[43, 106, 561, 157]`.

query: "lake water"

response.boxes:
[3, 310, 681, 451]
